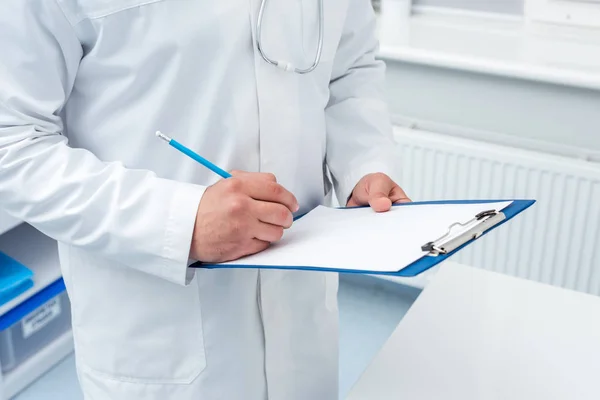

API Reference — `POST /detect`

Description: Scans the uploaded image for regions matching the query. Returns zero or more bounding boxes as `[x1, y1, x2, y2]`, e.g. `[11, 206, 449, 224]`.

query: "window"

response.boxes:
[371, 1, 525, 15]
[413, 0, 524, 15]
[526, 0, 600, 28]
[371, 0, 600, 30]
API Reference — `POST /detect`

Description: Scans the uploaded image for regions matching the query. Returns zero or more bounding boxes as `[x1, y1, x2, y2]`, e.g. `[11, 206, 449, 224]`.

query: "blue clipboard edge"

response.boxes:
[0, 278, 66, 331]
[194, 199, 536, 277]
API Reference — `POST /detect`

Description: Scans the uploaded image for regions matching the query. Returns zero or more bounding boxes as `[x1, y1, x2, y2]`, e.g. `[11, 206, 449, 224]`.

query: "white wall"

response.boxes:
[379, 57, 600, 296]
[382, 59, 600, 161]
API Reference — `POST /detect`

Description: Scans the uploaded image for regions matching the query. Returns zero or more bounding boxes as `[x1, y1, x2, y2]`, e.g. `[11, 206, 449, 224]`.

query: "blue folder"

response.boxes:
[0, 252, 34, 307]
[193, 199, 535, 277]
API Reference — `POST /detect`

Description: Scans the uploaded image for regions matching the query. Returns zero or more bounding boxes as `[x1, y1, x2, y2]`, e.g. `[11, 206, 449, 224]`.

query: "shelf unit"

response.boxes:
[0, 211, 21, 238]
[0, 224, 62, 317]
[3, 331, 74, 399]
[0, 222, 71, 399]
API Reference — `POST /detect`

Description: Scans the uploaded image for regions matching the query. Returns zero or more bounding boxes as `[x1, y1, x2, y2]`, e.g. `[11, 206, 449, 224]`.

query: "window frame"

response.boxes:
[526, 0, 600, 29]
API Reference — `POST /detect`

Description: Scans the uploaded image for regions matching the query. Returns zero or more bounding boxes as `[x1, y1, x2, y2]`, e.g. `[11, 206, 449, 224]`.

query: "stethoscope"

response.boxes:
[256, 0, 324, 74]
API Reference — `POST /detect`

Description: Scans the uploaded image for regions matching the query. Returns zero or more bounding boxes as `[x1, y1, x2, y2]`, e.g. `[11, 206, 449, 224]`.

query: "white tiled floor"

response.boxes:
[13, 275, 421, 400]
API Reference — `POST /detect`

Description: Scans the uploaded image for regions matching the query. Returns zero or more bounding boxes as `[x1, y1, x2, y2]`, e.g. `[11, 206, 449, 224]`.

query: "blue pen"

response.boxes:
[156, 131, 232, 179]
[156, 131, 303, 221]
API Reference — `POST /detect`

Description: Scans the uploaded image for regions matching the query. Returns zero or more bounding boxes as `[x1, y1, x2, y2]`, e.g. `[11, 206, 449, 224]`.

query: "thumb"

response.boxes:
[368, 191, 392, 213]
[366, 177, 394, 212]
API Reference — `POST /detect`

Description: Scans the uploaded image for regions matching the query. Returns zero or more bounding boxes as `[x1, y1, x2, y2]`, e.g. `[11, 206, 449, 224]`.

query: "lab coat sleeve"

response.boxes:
[0, 0, 204, 286]
[325, 0, 401, 205]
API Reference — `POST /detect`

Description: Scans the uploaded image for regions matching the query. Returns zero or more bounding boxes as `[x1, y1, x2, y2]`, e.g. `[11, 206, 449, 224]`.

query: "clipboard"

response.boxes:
[389, 199, 534, 277]
[194, 199, 535, 277]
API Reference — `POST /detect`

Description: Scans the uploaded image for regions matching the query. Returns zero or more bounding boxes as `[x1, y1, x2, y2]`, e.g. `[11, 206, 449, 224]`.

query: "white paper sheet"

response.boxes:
[216, 201, 513, 273]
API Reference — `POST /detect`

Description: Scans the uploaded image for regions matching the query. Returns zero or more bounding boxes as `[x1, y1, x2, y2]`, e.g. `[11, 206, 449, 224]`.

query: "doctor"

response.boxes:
[0, 0, 408, 399]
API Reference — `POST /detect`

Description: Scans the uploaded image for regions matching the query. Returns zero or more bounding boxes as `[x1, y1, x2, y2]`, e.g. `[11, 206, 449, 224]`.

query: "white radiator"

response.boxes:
[392, 126, 600, 296]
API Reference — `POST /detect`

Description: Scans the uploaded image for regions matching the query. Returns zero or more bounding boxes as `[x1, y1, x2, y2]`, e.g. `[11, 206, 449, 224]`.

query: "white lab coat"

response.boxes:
[0, 0, 400, 399]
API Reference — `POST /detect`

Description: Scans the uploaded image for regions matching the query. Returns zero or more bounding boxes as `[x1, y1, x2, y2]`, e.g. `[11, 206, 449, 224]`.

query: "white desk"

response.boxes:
[347, 263, 600, 400]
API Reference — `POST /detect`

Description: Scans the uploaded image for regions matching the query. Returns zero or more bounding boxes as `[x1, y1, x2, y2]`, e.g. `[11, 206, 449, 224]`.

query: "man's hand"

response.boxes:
[347, 172, 410, 212]
[190, 171, 299, 263]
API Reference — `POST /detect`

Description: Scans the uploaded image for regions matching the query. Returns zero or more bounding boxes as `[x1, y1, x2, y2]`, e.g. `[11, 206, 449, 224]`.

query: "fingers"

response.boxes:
[252, 221, 285, 243]
[253, 201, 294, 228]
[230, 170, 277, 182]
[347, 187, 369, 207]
[349, 173, 393, 205]
[243, 179, 299, 213]
[346, 196, 361, 208]
[347, 191, 391, 211]
[390, 185, 411, 204]
[225, 171, 298, 212]
[347, 173, 409, 212]
[244, 238, 271, 256]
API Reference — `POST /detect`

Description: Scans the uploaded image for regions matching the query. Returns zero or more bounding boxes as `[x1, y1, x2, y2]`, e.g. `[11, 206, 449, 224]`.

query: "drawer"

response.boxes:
[0, 291, 72, 373]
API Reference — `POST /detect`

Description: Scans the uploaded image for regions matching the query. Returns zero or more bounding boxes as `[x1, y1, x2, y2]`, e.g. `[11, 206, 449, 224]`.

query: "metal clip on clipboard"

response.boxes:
[421, 209, 506, 256]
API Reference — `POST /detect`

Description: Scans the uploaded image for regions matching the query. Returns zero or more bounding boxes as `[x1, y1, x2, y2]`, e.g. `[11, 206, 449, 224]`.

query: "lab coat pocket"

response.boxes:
[68, 247, 206, 385]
